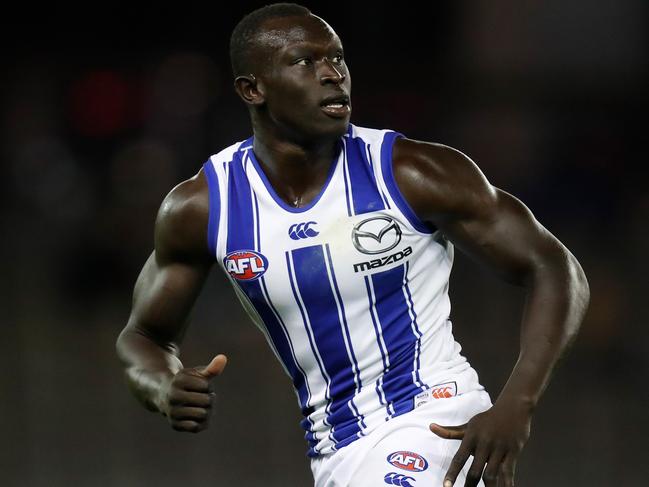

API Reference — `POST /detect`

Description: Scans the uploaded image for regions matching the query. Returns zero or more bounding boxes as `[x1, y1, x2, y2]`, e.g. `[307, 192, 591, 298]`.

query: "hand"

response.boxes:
[159, 354, 228, 433]
[429, 402, 531, 487]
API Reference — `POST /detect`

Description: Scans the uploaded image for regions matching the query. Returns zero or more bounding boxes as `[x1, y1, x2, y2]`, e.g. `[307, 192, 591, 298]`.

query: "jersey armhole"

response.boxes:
[380, 131, 436, 234]
[202, 159, 220, 258]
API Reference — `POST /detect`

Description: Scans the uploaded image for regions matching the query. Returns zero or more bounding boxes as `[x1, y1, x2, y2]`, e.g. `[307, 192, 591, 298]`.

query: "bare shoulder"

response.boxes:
[392, 137, 498, 223]
[155, 166, 211, 264]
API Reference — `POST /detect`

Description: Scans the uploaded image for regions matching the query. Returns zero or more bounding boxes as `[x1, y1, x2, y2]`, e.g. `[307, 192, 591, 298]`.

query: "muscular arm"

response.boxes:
[392, 138, 590, 486]
[116, 168, 217, 416]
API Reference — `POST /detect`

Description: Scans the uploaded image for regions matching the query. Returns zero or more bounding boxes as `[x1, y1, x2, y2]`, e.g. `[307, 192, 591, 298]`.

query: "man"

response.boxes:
[116, 3, 589, 486]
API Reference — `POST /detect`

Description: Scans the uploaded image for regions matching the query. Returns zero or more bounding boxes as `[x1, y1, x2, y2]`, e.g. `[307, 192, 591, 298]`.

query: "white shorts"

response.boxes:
[310, 389, 493, 487]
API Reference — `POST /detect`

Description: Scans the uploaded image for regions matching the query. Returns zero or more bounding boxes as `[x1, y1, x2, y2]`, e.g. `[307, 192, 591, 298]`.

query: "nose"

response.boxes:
[319, 58, 345, 85]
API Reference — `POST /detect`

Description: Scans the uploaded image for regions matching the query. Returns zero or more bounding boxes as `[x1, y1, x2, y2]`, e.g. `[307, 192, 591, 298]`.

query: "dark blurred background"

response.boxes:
[2, 0, 647, 485]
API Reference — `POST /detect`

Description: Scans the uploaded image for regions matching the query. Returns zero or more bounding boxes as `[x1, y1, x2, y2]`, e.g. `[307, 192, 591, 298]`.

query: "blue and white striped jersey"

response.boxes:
[202, 123, 486, 458]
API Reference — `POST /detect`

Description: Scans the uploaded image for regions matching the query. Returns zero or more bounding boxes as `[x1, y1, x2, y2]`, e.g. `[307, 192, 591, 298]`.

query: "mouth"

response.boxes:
[320, 94, 351, 119]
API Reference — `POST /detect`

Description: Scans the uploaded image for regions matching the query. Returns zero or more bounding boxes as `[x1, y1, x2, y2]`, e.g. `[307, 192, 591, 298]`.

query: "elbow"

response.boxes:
[562, 250, 590, 345]
[540, 241, 590, 311]
[532, 244, 590, 335]
[568, 251, 590, 315]
[566, 251, 590, 312]
[115, 326, 135, 366]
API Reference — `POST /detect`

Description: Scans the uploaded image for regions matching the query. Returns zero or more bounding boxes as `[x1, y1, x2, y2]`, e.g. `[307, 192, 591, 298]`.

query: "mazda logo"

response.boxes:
[352, 216, 402, 254]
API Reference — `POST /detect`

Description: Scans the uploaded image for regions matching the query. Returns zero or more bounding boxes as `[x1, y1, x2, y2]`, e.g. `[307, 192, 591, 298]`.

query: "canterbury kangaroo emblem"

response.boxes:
[289, 221, 319, 240]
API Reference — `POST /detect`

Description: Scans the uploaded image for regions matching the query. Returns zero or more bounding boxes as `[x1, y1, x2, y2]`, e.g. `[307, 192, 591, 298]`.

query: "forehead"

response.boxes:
[256, 14, 343, 57]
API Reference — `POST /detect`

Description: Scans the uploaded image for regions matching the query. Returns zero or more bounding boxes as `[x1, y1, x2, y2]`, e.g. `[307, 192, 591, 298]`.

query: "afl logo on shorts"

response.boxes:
[224, 250, 268, 281]
[386, 451, 428, 472]
[352, 216, 402, 255]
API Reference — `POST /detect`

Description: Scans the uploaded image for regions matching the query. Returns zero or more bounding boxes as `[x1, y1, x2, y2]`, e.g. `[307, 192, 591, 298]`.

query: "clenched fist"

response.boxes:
[158, 354, 228, 433]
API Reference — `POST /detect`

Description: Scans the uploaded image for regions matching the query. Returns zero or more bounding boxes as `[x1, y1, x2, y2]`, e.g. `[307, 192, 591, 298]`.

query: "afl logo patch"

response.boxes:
[352, 216, 402, 255]
[224, 250, 268, 281]
[386, 451, 428, 472]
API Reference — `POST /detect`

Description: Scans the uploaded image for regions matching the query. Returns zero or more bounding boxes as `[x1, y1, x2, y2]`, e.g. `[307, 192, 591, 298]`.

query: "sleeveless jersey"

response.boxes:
[202, 123, 486, 458]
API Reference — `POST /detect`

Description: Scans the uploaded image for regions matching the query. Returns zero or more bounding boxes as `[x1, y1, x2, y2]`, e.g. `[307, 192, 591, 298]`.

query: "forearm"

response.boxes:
[116, 326, 184, 413]
[496, 249, 590, 411]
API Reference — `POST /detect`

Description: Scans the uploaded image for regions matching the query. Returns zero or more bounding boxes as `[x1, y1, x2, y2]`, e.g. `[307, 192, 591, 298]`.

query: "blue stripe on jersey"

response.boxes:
[364, 275, 391, 419]
[324, 243, 367, 431]
[403, 260, 428, 390]
[202, 160, 220, 258]
[226, 150, 255, 250]
[289, 244, 364, 445]
[253, 190, 261, 252]
[370, 263, 421, 417]
[341, 140, 353, 217]
[225, 151, 314, 422]
[365, 142, 391, 210]
[346, 135, 386, 215]
[285, 249, 338, 450]
[380, 131, 436, 234]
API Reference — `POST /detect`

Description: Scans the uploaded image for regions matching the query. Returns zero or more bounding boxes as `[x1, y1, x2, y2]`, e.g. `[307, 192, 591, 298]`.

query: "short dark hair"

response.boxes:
[230, 3, 312, 77]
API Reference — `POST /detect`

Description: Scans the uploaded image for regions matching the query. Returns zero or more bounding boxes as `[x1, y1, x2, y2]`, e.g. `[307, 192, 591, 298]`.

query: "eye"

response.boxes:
[295, 58, 312, 66]
[333, 54, 344, 64]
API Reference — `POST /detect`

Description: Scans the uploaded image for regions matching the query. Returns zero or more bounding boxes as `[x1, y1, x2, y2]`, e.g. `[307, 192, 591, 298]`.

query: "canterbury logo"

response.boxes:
[352, 216, 402, 255]
[384, 472, 416, 486]
[288, 221, 319, 240]
[414, 381, 457, 408]
[431, 385, 455, 399]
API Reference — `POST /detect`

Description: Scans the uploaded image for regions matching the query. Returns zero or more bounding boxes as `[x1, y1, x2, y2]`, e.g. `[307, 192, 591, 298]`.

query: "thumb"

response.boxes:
[429, 422, 466, 440]
[199, 354, 228, 379]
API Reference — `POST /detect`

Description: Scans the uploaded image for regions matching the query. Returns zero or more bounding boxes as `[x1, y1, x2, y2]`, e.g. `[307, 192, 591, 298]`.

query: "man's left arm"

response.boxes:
[392, 138, 590, 487]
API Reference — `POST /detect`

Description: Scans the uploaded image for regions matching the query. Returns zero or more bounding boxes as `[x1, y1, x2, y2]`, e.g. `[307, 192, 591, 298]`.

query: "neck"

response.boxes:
[251, 124, 343, 208]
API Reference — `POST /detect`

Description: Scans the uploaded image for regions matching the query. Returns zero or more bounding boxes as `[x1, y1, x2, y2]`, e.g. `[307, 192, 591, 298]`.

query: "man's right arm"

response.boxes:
[116, 167, 226, 432]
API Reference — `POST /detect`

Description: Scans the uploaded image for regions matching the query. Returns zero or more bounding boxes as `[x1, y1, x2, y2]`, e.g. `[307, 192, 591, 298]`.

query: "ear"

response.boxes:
[234, 74, 265, 106]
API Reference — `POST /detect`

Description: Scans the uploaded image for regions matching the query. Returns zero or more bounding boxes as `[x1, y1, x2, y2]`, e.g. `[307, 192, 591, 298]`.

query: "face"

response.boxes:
[247, 14, 352, 141]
